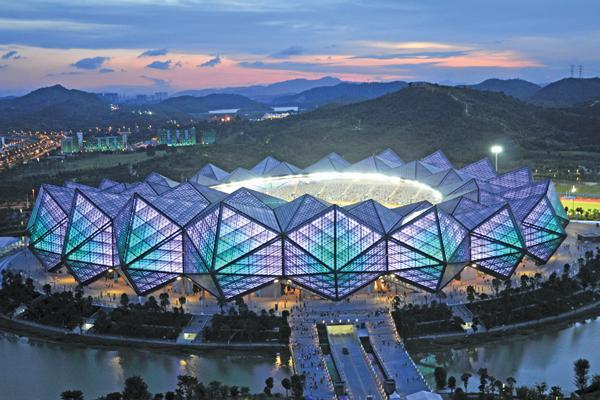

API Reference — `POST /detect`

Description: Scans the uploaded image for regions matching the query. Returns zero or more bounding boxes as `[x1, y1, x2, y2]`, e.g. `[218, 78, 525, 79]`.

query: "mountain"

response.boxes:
[172, 77, 342, 101]
[0, 84, 182, 130]
[240, 83, 600, 165]
[158, 94, 271, 114]
[529, 77, 600, 107]
[272, 81, 408, 109]
[468, 78, 541, 101]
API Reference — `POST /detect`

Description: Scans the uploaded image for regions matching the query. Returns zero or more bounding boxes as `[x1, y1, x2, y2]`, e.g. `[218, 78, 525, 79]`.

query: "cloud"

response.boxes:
[138, 48, 168, 58]
[46, 71, 85, 77]
[270, 45, 305, 58]
[145, 60, 172, 70]
[71, 56, 109, 70]
[350, 51, 470, 60]
[2, 50, 21, 60]
[99, 68, 115, 73]
[198, 55, 221, 67]
[140, 75, 170, 87]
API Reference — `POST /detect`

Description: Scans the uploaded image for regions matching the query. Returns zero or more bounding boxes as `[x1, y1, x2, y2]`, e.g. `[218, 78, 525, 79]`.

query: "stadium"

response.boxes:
[26, 149, 568, 301]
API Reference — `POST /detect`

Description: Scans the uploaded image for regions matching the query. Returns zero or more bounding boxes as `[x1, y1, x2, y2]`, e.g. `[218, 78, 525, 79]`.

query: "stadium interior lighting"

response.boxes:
[491, 145, 503, 171]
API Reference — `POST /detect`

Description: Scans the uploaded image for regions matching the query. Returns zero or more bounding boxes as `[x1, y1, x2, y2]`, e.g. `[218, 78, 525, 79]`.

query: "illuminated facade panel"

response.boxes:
[27, 151, 568, 301]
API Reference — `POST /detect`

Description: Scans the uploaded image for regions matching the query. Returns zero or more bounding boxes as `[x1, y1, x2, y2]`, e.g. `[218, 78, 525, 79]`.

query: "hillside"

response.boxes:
[272, 81, 407, 109]
[0, 84, 184, 131]
[468, 78, 541, 100]
[529, 78, 600, 106]
[158, 94, 271, 114]
[241, 84, 599, 164]
[173, 77, 342, 101]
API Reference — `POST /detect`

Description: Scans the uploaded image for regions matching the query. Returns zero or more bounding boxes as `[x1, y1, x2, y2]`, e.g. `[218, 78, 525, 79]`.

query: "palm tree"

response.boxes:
[159, 292, 170, 311]
[281, 378, 291, 398]
[550, 386, 564, 399]
[447, 376, 457, 393]
[461, 372, 471, 393]
[574, 358, 590, 391]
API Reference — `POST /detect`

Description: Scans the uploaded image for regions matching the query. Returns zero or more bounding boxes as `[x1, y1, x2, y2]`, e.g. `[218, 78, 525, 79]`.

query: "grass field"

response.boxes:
[561, 197, 600, 217]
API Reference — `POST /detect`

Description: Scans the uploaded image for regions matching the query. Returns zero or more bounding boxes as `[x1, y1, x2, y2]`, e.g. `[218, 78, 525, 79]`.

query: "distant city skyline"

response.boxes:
[1, 0, 599, 95]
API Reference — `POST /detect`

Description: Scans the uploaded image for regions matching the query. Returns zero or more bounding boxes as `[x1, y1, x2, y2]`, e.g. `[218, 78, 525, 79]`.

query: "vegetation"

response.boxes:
[203, 300, 291, 344]
[61, 373, 305, 400]
[23, 287, 98, 330]
[0, 270, 39, 314]
[466, 249, 600, 329]
[391, 299, 464, 337]
[438, 358, 600, 400]
[94, 294, 191, 340]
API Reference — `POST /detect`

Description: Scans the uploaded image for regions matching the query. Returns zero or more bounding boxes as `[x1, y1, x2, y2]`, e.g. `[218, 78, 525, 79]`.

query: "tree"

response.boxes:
[466, 285, 476, 302]
[281, 378, 291, 398]
[229, 385, 240, 398]
[61, 390, 84, 400]
[240, 387, 250, 397]
[477, 368, 489, 395]
[159, 293, 170, 311]
[453, 388, 466, 400]
[506, 376, 516, 395]
[460, 372, 471, 392]
[105, 393, 123, 400]
[120, 293, 129, 308]
[290, 374, 304, 400]
[123, 376, 151, 400]
[146, 296, 160, 312]
[535, 381, 548, 397]
[264, 377, 274, 397]
[175, 375, 198, 400]
[42, 283, 52, 296]
[574, 358, 591, 391]
[492, 278, 501, 297]
[434, 367, 447, 391]
[448, 376, 457, 393]
[550, 386, 564, 399]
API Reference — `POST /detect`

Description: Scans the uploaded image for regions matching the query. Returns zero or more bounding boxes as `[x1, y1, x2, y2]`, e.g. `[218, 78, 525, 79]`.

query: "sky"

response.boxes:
[0, 0, 599, 95]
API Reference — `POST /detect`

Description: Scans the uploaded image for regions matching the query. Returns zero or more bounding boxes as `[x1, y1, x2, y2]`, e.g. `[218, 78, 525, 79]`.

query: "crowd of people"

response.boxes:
[288, 307, 336, 400]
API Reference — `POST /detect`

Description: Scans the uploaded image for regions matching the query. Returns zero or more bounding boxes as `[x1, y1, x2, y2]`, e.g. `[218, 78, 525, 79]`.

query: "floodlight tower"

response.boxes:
[491, 145, 503, 172]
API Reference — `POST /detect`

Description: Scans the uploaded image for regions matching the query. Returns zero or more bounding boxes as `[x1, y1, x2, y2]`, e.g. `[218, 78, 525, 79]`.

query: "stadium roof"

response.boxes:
[27, 149, 567, 301]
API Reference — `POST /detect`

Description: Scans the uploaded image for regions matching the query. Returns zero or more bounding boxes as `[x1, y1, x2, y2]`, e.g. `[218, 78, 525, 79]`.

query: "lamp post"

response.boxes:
[491, 145, 503, 172]
[571, 185, 577, 215]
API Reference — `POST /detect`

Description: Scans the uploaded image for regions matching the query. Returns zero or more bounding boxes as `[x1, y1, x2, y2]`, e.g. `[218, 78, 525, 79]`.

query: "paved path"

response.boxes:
[367, 317, 429, 396]
[288, 311, 336, 400]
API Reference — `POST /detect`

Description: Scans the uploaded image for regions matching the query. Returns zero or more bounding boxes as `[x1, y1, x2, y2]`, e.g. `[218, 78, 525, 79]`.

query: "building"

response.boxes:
[61, 132, 128, 154]
[157, 128, 197, 146]
[27, 149, 568, 301]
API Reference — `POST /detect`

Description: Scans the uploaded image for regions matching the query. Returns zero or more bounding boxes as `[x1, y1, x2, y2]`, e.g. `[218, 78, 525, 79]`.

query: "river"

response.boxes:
[0, 333, 291, 399]
[414, 317, 600, 393]
[3, 317, 600, 398]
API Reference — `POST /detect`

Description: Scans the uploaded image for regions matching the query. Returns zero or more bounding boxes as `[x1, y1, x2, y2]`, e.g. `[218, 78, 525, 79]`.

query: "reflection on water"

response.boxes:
[0, 334, 291, 400]
[415, 317, 600, 393]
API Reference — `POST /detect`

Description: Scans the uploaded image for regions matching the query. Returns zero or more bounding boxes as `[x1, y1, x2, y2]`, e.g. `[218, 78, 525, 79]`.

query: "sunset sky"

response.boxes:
[1, 0, 599, 95]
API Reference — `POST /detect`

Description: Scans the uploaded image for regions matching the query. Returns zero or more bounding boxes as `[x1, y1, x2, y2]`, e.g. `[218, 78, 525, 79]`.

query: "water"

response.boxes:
[0, 334, 291, 400]
[414, 317, 600, 393]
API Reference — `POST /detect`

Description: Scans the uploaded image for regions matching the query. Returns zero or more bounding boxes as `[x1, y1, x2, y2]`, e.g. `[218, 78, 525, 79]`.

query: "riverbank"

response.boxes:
[0, 314, 287, 352]
[406, 297, 600, 352]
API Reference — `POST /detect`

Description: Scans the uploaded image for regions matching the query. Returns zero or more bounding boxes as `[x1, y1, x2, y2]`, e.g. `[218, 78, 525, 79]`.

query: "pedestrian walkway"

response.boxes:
[288, 310, 336, 400]
[367, 316, 429, 396]
[177, 314, 212, 344]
